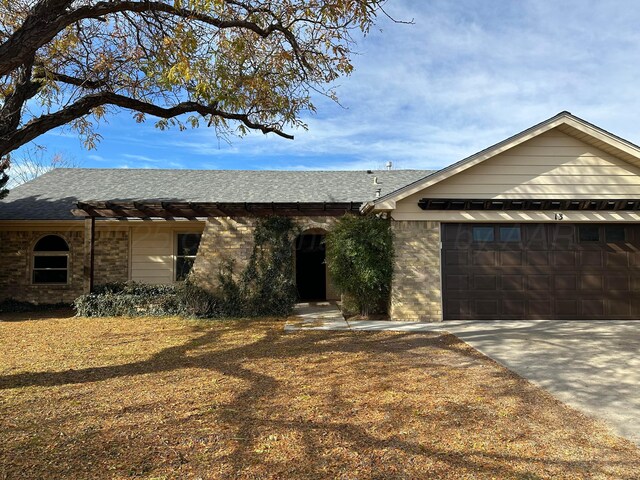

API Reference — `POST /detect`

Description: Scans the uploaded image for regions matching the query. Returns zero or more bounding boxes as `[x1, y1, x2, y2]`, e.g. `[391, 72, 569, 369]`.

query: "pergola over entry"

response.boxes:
[72, 200, 361, 219]
[72, 199, 359, 293]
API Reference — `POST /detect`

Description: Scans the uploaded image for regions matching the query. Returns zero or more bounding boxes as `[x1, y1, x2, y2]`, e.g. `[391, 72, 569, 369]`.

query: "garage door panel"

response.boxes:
[526, 251, 549, 265]
[502, 300, 525, 316]
[500, 251, 523, 266]
[442, 223, 640, 320]
[527, 275, 551, 290]
[445, 274, 468, 291]
[579, 274, 603, 291]
[501, 275, 524, 290]
[605, 251, 629, 268]
[444, 250, 468, 266]
[552, 251, 577, 266]
[581, 299, 605, 316]
[607, 299, 631, 316]
[472, 251, 496, 265]
[580, 251, 604, 266]
[554, 275, 577, 291]
[474, 275, 496, 290]
[476, 300, 498, 316]
[606, 276, 630, 291]
[556, 300, 578, 316]
[528, 300, 552, 317]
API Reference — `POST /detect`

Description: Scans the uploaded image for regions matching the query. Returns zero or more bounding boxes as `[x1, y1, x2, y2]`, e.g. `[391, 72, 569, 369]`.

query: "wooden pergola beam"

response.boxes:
[72, 200, 361, 218]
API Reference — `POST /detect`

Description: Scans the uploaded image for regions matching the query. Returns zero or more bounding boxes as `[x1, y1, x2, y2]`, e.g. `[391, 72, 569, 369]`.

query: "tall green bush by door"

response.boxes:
[325, 214, 394, 317]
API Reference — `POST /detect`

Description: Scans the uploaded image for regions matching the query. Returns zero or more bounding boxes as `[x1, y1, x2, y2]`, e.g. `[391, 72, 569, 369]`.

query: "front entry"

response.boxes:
[296, 234, 326, 301]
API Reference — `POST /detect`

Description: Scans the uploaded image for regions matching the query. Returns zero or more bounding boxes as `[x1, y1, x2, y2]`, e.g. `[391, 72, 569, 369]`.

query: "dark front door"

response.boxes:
[296, 234, 326, 301]
[442, 223, 640, 320]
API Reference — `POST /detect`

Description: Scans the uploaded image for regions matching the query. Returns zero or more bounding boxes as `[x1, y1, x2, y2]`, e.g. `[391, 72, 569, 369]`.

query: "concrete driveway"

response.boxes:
[443, 320, 640, 446]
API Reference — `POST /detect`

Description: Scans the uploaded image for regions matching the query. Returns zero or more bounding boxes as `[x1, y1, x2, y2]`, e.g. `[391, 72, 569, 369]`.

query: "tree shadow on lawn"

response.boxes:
[1, 321, 638, 479]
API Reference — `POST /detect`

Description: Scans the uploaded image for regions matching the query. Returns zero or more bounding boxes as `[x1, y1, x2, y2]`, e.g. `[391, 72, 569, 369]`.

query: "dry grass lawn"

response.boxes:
[1, 310, 639, 479]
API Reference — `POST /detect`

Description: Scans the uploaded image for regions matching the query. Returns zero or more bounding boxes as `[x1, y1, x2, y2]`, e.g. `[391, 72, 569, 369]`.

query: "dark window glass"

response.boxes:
[472, 226, 494, 242]
[34, 256, 68, 269]
[177, 234, 201, 256]
[176, 257, 195, 281]
[579, 225, 600, 242]
[32, 235, 69, 284]
[175, 233, 201, 281]
[605, 225, 626, 242]
[34, 235, 69, 251]
[33, 270, 67, 284]
[499, 226, 521, 242]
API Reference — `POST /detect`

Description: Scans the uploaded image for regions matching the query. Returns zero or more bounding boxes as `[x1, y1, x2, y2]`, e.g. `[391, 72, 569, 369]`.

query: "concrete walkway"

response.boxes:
[286, 305, 640, 446]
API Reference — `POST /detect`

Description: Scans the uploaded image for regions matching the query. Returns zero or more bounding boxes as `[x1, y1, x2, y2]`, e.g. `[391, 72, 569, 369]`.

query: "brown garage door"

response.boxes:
[442, 223, 640, 320]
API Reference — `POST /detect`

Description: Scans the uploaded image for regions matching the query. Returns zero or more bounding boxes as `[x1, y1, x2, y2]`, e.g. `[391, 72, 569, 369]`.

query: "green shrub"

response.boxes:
[325, 214, 394, 317]
[74, 281, 219, 318]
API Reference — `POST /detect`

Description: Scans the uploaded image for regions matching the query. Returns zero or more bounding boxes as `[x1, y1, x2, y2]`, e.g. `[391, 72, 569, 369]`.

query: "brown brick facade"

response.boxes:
[94, 230, 130, 285]
[390, 220, 442, 321]
[0, 227, 129, 304]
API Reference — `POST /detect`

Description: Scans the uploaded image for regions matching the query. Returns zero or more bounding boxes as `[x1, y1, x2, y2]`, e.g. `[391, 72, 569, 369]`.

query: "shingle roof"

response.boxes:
[0, 168, 434, 220]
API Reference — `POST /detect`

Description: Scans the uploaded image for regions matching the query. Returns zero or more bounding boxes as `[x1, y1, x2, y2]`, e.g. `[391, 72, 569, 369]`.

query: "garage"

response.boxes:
[442, 223, 640, 320]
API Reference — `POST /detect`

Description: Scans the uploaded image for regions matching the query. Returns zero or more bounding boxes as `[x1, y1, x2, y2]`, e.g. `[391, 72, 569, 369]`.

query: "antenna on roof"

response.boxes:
[386, 161, 392, 170]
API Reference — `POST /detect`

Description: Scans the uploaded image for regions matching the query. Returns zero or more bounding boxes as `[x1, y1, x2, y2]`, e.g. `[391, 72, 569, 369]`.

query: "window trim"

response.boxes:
[174, 232, 202, 282]
[31, 234, 70, 285]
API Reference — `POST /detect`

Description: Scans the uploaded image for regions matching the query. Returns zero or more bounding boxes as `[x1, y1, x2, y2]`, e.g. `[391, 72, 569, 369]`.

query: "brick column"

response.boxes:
[390, 220, 443, 321]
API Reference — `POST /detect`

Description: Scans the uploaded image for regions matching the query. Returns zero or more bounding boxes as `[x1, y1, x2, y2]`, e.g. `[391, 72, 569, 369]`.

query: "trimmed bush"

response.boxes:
[325, 214, 394, 317]
[74, 281, 219, 318]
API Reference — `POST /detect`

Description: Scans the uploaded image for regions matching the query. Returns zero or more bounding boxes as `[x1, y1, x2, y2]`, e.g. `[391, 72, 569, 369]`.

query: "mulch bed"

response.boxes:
[1, 313, 638, 479]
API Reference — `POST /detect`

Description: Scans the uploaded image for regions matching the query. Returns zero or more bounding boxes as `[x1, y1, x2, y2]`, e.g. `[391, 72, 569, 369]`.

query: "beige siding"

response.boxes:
[130, 223, 205, 284]
[396, 129, 640, 215]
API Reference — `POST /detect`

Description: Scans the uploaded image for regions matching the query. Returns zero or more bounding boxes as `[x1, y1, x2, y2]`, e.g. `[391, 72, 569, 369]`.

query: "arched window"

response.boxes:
[32, 235, 69, 284]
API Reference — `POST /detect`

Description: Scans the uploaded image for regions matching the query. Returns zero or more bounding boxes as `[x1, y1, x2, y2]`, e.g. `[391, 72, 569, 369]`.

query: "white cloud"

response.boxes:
[32, 0, 640, 171]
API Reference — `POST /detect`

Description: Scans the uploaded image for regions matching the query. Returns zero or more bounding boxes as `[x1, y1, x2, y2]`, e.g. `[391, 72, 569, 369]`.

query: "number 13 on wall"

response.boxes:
[554, 213, 564, 221]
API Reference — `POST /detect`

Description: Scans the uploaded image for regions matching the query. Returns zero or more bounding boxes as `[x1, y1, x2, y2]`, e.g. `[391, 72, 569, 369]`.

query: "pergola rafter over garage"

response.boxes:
[72, 200, 362, 219]
[418, 198, 640, 211]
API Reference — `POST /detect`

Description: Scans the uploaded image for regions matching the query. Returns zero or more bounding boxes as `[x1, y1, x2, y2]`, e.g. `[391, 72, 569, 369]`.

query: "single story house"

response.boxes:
[3, 111, 640, 321]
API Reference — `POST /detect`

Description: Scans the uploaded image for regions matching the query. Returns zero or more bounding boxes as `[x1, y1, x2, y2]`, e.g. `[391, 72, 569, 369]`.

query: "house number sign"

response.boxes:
[554, 213, 564, 221]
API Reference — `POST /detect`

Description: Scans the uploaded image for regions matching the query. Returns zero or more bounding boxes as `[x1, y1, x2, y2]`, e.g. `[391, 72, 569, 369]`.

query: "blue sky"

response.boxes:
[31, 0, 640, 171]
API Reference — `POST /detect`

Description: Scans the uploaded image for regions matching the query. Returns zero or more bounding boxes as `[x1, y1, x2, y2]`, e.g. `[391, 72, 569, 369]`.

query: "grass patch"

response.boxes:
[1, 312, 638, 479]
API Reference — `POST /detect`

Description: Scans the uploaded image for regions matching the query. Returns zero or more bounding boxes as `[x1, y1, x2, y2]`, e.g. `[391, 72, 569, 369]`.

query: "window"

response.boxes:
[176, 233, 201, 281]
[472, 226, 494, 242]
[499, 226, 521, 242]
[32, 235, 69, 284]
[578, 225, 600, 242]
[605, 225, 626, 242]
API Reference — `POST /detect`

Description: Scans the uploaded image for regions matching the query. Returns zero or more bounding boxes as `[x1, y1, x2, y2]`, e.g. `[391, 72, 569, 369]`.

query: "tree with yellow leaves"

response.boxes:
[0, 0, 388, 190]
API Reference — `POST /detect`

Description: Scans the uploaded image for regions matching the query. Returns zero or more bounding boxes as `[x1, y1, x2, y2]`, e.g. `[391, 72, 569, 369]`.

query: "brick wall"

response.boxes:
[94, 230, 130, 285]
[0, 229, 84, 304]
[0, 227, 129, 305]
[191, 216, 340, 298]
[390, 220, 442, 321]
